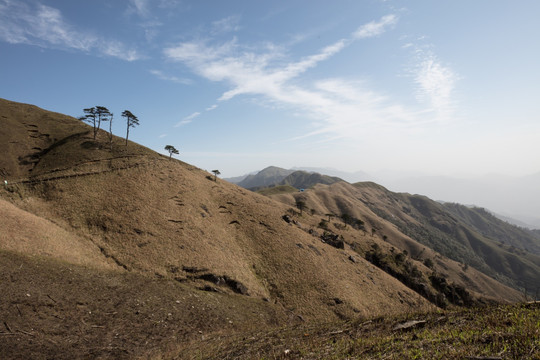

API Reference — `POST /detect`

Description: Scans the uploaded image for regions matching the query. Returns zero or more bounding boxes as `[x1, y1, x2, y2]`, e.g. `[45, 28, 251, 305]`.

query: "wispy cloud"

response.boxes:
[212, 15, 241, 34]
[129, 0, 150, 17]
[128, 0, 182, 16]
[150, 69, 192, 84]
[164, 14, 456, 140]
[353, 14, 398, 39]
[414, 54, 457, 117]
[175, 111, 200, 127]
[0, 0, 140, 61]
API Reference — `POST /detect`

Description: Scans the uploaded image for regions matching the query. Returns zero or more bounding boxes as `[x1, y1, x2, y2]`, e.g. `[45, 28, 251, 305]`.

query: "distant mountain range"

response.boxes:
[230, 166, 344, 191]
[232, 166, 295, 189]
[227, 167, 540, 230]
[374, 172, 540, 230]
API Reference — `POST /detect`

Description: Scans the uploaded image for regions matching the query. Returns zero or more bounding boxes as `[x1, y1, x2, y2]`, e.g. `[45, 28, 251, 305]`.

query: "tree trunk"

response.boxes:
[109, 116, 113, 150]
[125, 122, 129, 146]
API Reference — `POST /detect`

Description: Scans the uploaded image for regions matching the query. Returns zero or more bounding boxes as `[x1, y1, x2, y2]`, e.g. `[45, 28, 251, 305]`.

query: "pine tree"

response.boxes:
[80, 107, 97, 139]
[122, 110, 139, 146]
[164, 145, 179, 159]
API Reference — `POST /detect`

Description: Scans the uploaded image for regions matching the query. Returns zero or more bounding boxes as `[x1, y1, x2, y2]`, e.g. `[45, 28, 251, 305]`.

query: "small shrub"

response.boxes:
[423, 258, 434, 269]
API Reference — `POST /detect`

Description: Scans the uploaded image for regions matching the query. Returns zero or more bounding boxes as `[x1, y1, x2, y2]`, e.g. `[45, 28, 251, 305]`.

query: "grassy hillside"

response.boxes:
[267, 182, 523, 305]
[256, 184, 299, 196]
[176, 302, 540, 359]
[0, 249, 286, 359]
[442, 203, 540, 255]
[0, 98, 443, 357]
[236, 166, 294, 189]
[279, 170, 343, 189]
[352, 182, 540, 294]
[1, 98, 534, 358]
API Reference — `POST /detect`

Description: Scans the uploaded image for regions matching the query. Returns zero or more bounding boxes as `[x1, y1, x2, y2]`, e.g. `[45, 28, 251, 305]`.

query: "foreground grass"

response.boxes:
[176, 302, 540, 359]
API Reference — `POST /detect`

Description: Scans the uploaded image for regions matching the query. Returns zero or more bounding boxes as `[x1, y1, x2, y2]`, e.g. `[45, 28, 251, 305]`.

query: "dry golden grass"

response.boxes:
[0, 199, 115, 269]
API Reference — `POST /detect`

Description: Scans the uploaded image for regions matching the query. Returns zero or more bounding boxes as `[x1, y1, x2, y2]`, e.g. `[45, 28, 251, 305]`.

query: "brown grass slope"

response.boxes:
[1, 98, 437, 357]
[352, 182, 540, 294]
[442, 203, 540, 255]
[268, 181, 523, 303]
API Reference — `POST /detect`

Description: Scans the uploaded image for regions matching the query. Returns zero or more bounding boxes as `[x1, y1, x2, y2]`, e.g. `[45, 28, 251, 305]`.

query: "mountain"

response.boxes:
[279, 170, 343, 189]
[235, 166, 295, 189]
[1, 98, 535, 358]
[233, 166, 343, 191]
[223, 174, 249, 184]
[266, 181, 540, 294]
[292, 166, 373, 183]
[1, 98, 442, 358]
[442, 203, 540, 255]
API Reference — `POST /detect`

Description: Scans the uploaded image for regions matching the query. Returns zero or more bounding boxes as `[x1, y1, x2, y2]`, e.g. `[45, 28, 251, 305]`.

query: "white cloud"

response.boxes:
[164, 14, 456, 141]
[0, 0, 140, 61]
[353, 14, 398, 39]
[130, 0, 150, 17]
[150, 69, 192, 84]
[206, 104, 218, 111]
[212, 15, 241, 34]
[414, 54, 457, 118]
[175, 111, 200, 127]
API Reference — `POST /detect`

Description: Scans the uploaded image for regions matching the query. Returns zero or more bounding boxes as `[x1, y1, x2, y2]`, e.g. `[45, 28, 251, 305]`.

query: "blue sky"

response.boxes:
[1, 0, 539, 178]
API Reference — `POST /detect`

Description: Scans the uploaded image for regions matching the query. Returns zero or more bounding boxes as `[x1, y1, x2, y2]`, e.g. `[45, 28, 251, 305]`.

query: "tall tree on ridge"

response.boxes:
[107, 111, 114, 150]
[95, 106, 110, 138]
[122, 110, 139, 146]
[80, 107, 97, 139]
[165, 145, 179, 159]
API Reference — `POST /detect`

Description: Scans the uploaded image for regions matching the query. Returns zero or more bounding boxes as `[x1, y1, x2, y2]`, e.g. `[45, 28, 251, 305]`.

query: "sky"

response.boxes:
[1, 0, 539, 179]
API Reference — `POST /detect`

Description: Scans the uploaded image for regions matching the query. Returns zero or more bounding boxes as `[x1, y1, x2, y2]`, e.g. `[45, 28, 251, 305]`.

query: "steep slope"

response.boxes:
[0, 198, 115, 269]
[268, 182, 523, 304]
[442, 203, 540, 255]
[1, 98, 441, 357]
[351, 182, 540, 294]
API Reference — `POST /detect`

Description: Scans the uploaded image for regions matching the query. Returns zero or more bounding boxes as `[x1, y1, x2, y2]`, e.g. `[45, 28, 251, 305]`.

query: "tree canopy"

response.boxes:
[165, 145, 179, 159]
[122, 110, 139, 146]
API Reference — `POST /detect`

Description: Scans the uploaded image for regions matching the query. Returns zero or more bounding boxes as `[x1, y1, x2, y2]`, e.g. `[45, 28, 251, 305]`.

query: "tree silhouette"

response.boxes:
[107, 111, 114, 150]
[95, 106, 110, 138]
[211, 169, 221, 181]
[165, 145, 179, 159]
[80, 107, 97, 139]
[295, 198, 307, 215]
[80, 106, 111, 140]
[122, 110, 139, 146]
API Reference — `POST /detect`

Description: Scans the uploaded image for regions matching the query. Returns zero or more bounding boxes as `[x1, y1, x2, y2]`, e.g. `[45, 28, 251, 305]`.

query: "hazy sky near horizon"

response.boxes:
[1, 0, 539, 178]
